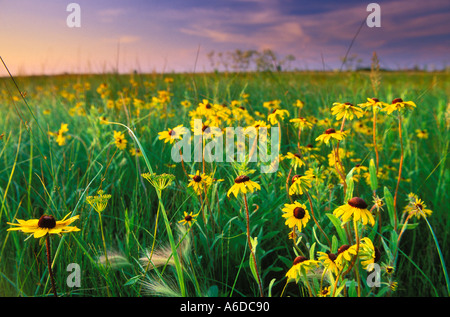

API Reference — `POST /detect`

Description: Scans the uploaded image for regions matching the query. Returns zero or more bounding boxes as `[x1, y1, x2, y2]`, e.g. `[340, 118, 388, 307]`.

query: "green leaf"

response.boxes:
[369, 158, 378, 191]
[326, 213, 348, 245]
[268, 278, 276, 297]
[345, 167, 355, 202]
[383, 186, 396, 228]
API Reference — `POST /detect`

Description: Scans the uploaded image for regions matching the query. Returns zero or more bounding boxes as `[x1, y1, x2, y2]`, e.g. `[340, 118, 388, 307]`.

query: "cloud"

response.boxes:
[97, 8, 128, 23]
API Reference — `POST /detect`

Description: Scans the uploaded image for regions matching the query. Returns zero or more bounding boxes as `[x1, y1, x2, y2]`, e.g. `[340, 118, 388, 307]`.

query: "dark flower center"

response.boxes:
[291, 174, 300, 184]
[234, 175, 250, 183]
[185, 215, 192, 222]
[344, 102, 353, 106]
[325, 128, 336, 134]
[205, 103, 212, 109]
[337, 244, 350, 254]
[392, 98, 403, 104]
[193, 175, 202, 182]
[294, 153, 301, 159]
[328, 252, 337, 262]
[348, 197, 368, 209]
[38, 215, 56, 229]
[374, 247, 381, 263]
[293, 256, 307, 265]
[371, 98, 379, 102]
[168, 129, 174, 136]
[293, 207, 306, 219]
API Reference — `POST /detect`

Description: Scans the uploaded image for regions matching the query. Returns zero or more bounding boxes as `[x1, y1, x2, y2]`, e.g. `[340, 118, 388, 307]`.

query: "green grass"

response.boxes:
[0, 69, 448, 297]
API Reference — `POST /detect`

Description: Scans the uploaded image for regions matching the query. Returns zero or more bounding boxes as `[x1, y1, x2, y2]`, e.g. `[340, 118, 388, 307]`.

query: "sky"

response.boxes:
[0, 0, 449, 76]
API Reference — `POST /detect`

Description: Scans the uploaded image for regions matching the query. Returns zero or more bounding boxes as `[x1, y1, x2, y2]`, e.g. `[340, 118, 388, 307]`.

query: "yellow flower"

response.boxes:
[358, 98, 388, 112]
[267, 109, 289, 125]
[289, 117, 313, 130]
[188, 171, 212, 195]
[142, 173, 175, 192]
[158, 125, 187, 144]
[382, 98, 417, 115]
[403, 194, 432, 219]
[415, 129, 428, 139]
[284, 152, 305, 170]
[293, 99, 304, 109]
[178, 211, 199, 227]
[335, 244, 358, 269]
[315, 128, 346, 145]
[333, 197, 375, 226]
[331, 102, 364, 121]
[288, 174, 312, 196]
[7, 213, 80, 239]
[285, 255, 319, 283]
[318, 286, 330, 297]
[281, 202, 311, 231]
[227, 175, 261, 198]
[358, 237, 380, 269]
[317, 251, 340, 275]
[113, 130, 127, 150]
[86, 190, 112, 213]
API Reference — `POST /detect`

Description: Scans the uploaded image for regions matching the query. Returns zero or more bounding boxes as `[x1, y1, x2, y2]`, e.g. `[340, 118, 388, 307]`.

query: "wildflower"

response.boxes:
[188, 171, 212, 195]
[267, 109, 289, 125]
[415, 129, 428, 139]
[48, 123, 69, 146]
[293, 99, 304, 109]
[285, 255, 319, 283]
[385, 265, 395, 275]
[227, 175, 260, 198]
[318, 286, 330, 297]
[358, 98, 388, 112]
[331, 102, 364, 121]
[289, 117, 313, 130]
[86, 190, 112, 213]
[382, 98, 417, 115]
[358, 237, 380, 269]
[289, 174, 312, 196]
[317, 251, 340, 275]
[403, 194, 432, 219]
[178, 211, 199, 227]
[281, 202, 311, 231]
[130, 147, 143, 157]
[7, 213, 80, 239]
[158, 125, 187, 144]
[113, 130, 127, 150]
[142, 173, 175, 192]
[284, 152, 305, 170]
[315, 128, 346, 145]
[333, 197, 375, 226]
[389, 281, 398, 292]
[335, 244, 358, 269]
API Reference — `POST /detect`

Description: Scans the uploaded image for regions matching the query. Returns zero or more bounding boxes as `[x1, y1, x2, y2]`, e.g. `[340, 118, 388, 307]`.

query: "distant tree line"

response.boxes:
[206, 49, 296, 72]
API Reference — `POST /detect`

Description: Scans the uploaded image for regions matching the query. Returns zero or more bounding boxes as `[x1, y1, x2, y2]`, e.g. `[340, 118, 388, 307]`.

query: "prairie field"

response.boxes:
[0, 69, 448, 298]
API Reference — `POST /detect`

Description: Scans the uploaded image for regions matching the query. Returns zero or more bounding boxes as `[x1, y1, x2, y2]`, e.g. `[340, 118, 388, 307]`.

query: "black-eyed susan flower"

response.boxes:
[113, 130, 127, 150]
[289, 117, 313, 130]
[284, 152, 305, 170]
[188, 170, 212, 195]
[281, 202, 311, 231]
[315, 128, 346, 145]
[358, 98, 388, 112]
[178, 211, 199, 227]
[227, 175, 260, 198]
[158, 125, 186, 144]
[318, 286, 330, 297]
[335, 244, 358, 269]
[382, 98, 417, 115]
[415, 129, 428, 139]
[317, 251, 340, 276]
[7, 213, 80, 239]
[285, 255, 319, 283]
[288, 174, 312, 196]
[333, 197, 375, 226]
[358, 237, 381, 269]
[331, 102, 364, 121]
[267, 108, 289, 125]
[403, 193, 433, 219]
